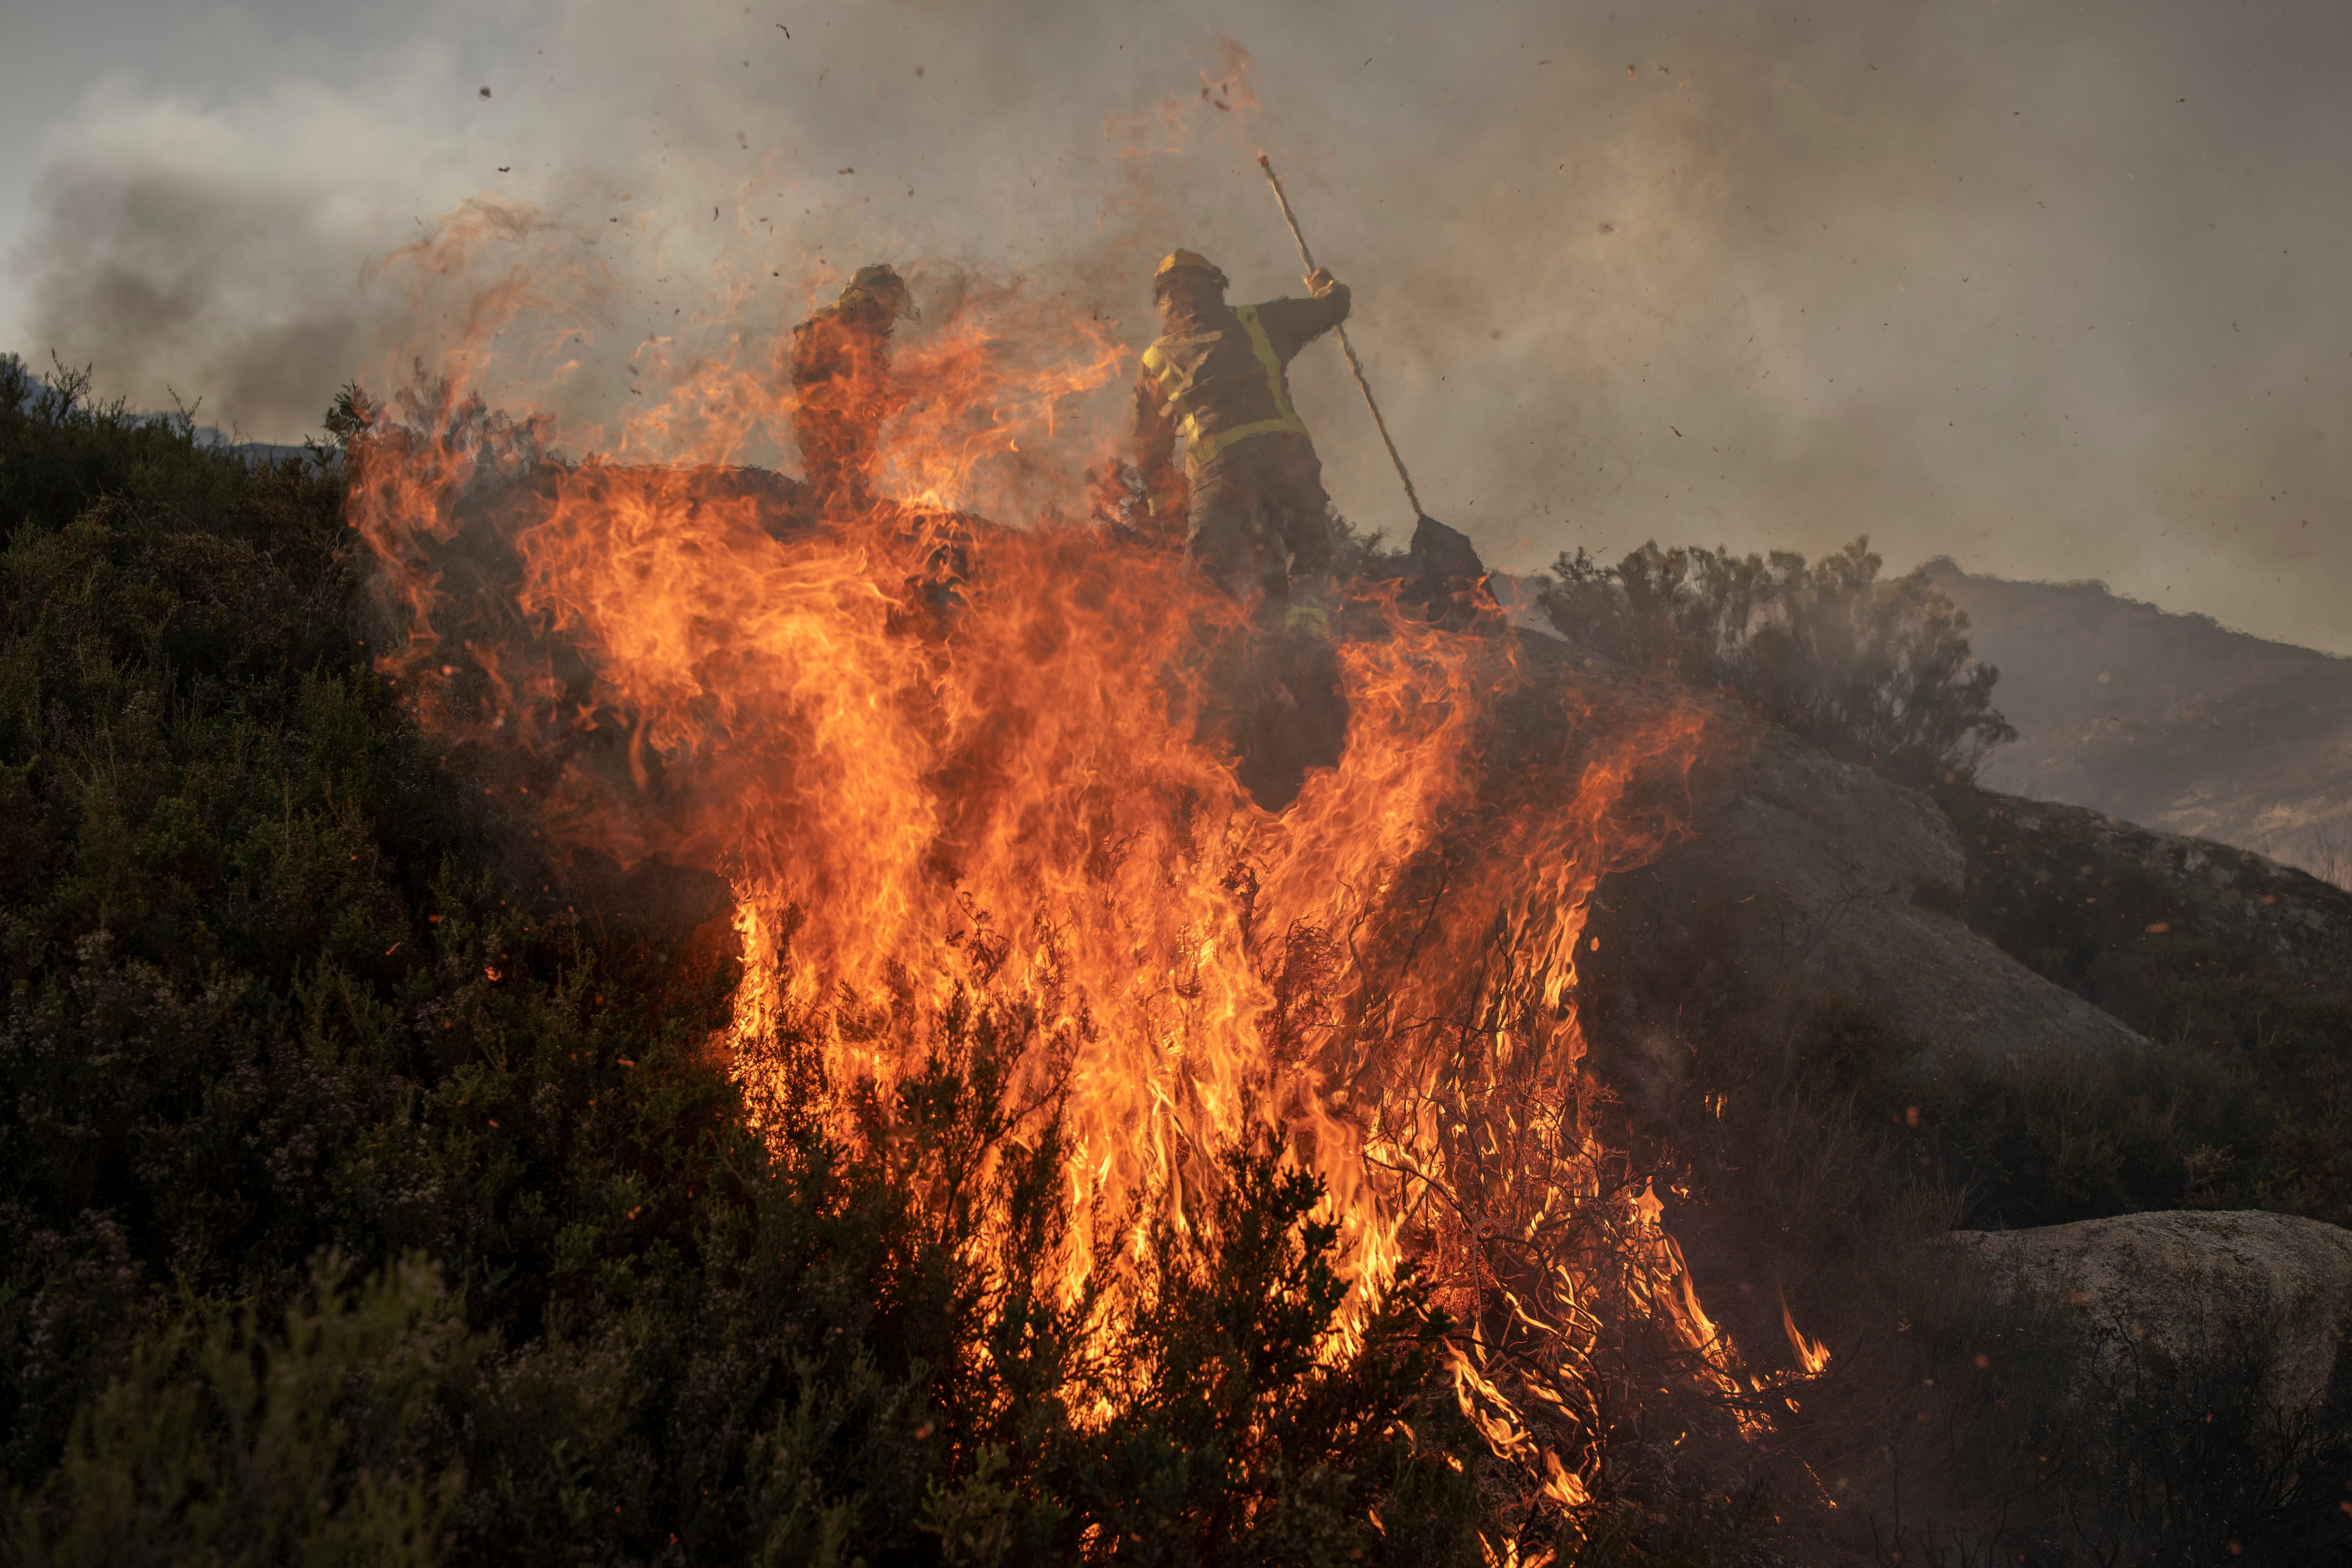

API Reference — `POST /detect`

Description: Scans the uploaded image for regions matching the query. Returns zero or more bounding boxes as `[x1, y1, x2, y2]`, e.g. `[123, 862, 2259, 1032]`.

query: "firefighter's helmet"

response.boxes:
[1153, 249, 1230, 298]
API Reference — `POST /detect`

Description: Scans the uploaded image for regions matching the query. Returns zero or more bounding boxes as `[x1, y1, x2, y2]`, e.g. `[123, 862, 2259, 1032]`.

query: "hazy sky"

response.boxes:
[4, 0, 2346, 651]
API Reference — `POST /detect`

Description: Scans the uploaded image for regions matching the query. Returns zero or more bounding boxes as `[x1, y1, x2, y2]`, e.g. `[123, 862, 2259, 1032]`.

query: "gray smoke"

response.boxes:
[7, 0, 2347, 648]
[24, 160, 359, 437]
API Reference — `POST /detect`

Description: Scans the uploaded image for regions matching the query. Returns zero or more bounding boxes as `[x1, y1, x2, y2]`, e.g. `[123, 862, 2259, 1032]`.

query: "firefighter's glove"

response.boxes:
[1304, 267, 1339, 296]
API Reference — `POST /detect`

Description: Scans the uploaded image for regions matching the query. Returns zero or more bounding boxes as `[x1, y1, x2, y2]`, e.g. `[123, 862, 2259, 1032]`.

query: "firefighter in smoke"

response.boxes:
[790, 263, 916, 517]
[1136, 249, 1352, 809]
[1133, 249, 1350, 628]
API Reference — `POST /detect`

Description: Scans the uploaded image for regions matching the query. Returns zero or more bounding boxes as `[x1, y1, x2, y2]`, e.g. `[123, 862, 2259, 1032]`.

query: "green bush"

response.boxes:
[1538, 537, 2015, 786]
[9, 1258, 461, 1568]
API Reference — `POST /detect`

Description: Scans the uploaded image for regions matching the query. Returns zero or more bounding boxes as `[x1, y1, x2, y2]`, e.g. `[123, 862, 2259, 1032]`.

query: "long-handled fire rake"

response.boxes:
[1255, 152, 1432, 528]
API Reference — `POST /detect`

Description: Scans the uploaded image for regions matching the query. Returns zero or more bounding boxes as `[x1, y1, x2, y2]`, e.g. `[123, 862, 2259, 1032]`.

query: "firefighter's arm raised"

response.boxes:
[1255, 272, 1352, 360]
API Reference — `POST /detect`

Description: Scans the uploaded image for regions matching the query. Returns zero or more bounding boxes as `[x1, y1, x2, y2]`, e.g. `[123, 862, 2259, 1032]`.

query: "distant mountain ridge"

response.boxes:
[1923, 559, 2352, 880]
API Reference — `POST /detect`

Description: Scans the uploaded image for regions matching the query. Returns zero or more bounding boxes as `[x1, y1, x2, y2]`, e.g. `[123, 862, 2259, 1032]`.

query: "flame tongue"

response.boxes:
[1782, 1291, 1833, 1376]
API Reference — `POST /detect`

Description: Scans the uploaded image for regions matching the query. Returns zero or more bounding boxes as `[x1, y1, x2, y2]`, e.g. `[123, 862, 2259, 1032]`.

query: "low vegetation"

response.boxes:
[3, 355, 2344, 1563]
[1537, 538, 2016, 787]
[1926, 785, 2352, 1228]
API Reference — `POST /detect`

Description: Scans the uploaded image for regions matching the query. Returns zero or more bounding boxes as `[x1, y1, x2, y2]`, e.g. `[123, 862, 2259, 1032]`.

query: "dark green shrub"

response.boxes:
[8, 1258, 464, 1568]
[1538, 538, 2015, 786]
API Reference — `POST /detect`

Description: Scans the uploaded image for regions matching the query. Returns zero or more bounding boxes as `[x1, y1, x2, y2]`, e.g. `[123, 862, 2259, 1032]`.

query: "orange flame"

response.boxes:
[1781, 1291, 1833, 1376]
[348, 235, 1767, 1520]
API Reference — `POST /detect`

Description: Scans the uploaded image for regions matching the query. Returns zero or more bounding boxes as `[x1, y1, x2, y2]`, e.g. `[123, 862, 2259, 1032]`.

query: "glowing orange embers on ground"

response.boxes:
[346, 261, 1825, 1536]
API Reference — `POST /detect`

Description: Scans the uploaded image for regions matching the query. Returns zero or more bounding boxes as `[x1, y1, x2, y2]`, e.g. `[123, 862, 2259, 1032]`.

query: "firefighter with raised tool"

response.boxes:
[790, 263, 917, 519]
[1133, 250, 1350, 630]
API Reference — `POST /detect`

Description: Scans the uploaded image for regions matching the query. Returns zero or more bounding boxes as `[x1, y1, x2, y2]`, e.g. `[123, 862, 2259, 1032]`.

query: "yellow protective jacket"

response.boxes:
[1133, 277, 1350, 500]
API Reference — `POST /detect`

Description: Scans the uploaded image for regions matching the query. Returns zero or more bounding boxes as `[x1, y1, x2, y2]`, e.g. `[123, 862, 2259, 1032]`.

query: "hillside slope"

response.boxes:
[1923, 559, 2352, 878]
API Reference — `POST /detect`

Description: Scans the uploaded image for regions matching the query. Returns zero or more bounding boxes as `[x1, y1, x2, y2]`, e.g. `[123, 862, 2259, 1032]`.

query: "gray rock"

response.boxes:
[1697, 726, 2144, 1062]
[1529, 623, 2152, 1064]
[1947, 1210, 2352, 1418]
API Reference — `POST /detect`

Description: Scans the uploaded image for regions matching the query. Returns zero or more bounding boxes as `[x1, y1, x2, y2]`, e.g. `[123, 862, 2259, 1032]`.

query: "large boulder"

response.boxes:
[1689, 724, 2144, 1062]
[1527, 626, 2148, 1064]
[1948, 1210, 2352, 1418]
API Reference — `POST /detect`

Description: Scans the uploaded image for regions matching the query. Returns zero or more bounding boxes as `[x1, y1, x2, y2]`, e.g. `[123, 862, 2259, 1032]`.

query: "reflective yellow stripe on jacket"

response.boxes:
[1142, 304, 1309, 470]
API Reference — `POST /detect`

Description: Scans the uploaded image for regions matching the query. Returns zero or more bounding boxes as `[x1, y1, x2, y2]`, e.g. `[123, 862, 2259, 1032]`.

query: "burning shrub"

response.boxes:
[0, 357, 1657, 1564]
[1537, 537, 2015, 787]
[336, 335, 1807, 1562]
[907, 1128, 1475, 1566]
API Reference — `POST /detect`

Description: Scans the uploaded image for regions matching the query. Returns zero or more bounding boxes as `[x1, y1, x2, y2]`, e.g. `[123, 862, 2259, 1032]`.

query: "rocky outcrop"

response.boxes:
[1531, 625, 2150, 1064]
[1687, 726, 2144, 1062]
[1947, 1210, 2352, 1418]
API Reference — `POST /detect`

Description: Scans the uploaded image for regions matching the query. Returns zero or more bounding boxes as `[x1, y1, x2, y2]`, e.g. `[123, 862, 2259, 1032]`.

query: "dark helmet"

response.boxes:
[839, 263, 918, 321]
[1152, 248, 1229, 301]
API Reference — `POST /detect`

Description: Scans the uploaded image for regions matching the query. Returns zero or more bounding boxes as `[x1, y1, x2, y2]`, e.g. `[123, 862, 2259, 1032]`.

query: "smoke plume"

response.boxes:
[8, 0, 2348, 648]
